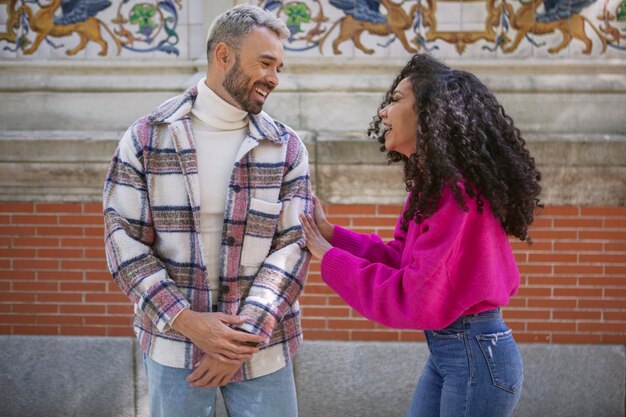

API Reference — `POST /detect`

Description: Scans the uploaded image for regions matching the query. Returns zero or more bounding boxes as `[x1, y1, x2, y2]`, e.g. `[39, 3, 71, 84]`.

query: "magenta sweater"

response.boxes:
[320, 186, 520, 330]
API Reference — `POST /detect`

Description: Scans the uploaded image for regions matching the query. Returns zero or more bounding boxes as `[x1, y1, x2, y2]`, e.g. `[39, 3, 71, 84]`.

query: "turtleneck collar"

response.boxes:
[191, 77, 249, 131]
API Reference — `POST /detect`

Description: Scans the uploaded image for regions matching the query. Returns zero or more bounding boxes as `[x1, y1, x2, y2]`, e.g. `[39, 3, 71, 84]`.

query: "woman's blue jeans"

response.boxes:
[407, 309, 523, 417]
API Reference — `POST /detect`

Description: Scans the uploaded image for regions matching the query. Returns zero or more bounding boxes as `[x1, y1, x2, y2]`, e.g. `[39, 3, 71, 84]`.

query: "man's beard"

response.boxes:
[223, 56, 263, 115]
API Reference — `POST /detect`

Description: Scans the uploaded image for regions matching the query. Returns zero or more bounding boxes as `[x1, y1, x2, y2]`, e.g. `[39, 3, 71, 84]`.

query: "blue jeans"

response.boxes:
[407, 309, 523, 417]
[144, 356, 298, 417]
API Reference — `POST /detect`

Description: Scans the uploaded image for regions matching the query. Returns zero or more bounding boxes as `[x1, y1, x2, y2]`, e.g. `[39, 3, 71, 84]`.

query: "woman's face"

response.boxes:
[378, 77, 418, 157]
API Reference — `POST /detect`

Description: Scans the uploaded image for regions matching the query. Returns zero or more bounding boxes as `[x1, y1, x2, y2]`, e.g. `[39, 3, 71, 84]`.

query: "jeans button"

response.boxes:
[233, 184, 241, 193]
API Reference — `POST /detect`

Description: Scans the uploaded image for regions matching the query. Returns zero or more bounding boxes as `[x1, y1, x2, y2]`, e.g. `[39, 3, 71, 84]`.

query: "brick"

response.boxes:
[399, 331, 425, 342]
[0, 260, 9, 269]
[59, 215, 104, 226]
[552, 310, 602, 320]
[0, 203, 34, 213]
[578, 277, 626, 286]
[301, 307, 350, 317]
[36, 293, 82, 303]
[377, 205, 402, 215]
[82, 203, 103, 214]
[13, 237, 59, 247]
[106, 327, 135, 337]
[510, 241, 551, 251]
[37, 315, 83, 325]
[580, 254, 626, 263]
[38, 249, 83, 259]
[511, 333, 550, 343]
[603, 335, 626, 343]
[12, 326, 59, 335]
[605, 242, 626, 252]
[579, 299, 626, 309]
[38, 271, 84, 281]
[37, 227, 84, 237]
[60, 326, 107, 336]
[502, 309, 551, 320]
[0, 248, 37, 258]
[351, 217, 399, 227]
[61, 237, 103, 248]
[580, 230, 626, 240]
[327, 319, 376, 330]
[13, 259, 59, 270]
[60, 282, 106, 292]
[85, 249, 106, 259]
[529, 218, 553, 228]
[0, 226, 37, 236]
[12, 282, 58, 292]
[517, 287, 552, 297]
[299, 295, 329, 306]
[541, 206, 579, 216]
[528, 298, 577, 308]
[604, 218, 626, 228]
[13, 303, 59, 314]
[60, 304, 106, 314]
[553, 288, 603, 297]
[85, 293, 129, 303]
[578, 322, 626, 333]
[526, 276, 578, 286]
[530, 230, 578, 240]
[0, 292, 36, 302]
[551, 334, 603, 344]
[554, 265, 603, 275]
[301, 285, 335, 295]
[301, 318, 327, 329]
[604, 311, 626, 321]
[553, 219, 603, 228]
[553, 242, 603, 252]
[528, 253, 577, 263]
[35, 203, 81, 214]
[86, 271, 112, 281]
[518, 264, 552, 274]
[84, 227, 106, 237]
[303, 330, 349, 341]
[604, 288, 626, 298]
[0, 215, 10, 224]
[352, 331, 400, 341]
[0, 314, 36, 324]
[605, 266, 626, 275]
[527, 322, 576, 332]
[581, 207, 626, 216]
[106, 305, 133, 315]
[12, 215, 58, 225]
[327, 205, 377, 215]
[84, 316, 132, 326]
[61, 260, 108, 270]
[0, 238, 10, 247]
[0, 270, 35, 280]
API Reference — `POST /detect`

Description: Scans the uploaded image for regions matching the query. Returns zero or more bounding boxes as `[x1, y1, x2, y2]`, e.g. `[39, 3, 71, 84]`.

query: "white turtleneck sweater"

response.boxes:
[191, 78, 248, 306]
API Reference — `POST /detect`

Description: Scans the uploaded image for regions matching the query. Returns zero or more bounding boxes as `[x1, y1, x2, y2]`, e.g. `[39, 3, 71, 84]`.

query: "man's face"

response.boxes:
[222, 26, 284, 114]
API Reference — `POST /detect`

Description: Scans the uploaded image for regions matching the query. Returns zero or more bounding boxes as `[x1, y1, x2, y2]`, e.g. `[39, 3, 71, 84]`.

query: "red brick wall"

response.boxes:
[1, 202, 625, 344]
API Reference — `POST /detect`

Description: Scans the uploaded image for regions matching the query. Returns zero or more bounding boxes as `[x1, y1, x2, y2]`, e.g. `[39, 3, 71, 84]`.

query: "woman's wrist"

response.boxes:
[321, 221, 334, 242]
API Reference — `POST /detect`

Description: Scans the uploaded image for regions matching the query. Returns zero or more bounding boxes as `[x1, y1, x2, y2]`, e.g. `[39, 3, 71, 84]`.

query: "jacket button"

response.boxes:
[226, 236, 236, 246]
[233, 185, 241, 193]
[221, 285, 230, 294]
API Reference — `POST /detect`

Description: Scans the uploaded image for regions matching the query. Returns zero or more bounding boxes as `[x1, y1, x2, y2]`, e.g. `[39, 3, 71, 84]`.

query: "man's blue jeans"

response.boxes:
[407, 309, 523, 417]
[144, 356, 297, 417]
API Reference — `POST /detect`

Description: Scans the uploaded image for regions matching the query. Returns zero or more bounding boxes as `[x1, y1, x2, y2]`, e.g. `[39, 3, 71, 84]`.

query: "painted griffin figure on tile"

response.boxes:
[501, 0, 607, 54]
[9, 0, 121, 56]
[319, 0, 420, 54]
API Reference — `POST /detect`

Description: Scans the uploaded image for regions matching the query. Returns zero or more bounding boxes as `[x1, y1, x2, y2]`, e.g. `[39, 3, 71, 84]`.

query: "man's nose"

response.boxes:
[266, 70, 279, 88]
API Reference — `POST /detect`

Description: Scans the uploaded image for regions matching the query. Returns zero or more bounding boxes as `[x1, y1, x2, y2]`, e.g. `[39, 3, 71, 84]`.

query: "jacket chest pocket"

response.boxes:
[240, 198, 283, 266]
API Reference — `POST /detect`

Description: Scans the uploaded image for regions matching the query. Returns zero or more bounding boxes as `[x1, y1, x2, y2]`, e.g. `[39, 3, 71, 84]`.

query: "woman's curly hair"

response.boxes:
[368, 54, 542, 241]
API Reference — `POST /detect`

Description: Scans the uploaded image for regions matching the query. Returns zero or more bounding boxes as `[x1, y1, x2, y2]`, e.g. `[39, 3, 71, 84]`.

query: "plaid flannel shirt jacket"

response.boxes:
[103, 86, 312, 381]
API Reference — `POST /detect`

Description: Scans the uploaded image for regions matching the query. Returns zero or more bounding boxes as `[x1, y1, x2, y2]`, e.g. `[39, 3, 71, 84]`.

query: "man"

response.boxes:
[103, 5, 312, 416]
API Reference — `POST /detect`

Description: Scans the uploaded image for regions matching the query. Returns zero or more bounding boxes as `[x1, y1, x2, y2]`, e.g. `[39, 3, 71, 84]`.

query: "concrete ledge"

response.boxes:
[0, 336, 624, 417]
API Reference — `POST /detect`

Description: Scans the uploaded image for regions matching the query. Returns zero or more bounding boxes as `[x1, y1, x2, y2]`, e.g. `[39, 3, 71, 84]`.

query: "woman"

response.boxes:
[300, 53, 541, 417]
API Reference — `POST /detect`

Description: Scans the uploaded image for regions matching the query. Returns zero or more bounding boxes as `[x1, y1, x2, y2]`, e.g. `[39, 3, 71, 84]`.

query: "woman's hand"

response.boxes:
[312, 195, 334, 242]
[300, 211, 333, 260]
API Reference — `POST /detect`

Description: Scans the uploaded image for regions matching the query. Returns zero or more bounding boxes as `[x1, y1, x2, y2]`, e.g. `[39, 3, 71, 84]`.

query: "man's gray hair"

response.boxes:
[206, 5, 289, 62]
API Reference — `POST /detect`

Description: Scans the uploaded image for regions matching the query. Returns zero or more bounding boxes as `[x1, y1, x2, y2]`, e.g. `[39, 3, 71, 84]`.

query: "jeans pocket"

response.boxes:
[431, 328, 463, 340]
[476, 329, 523, 394]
